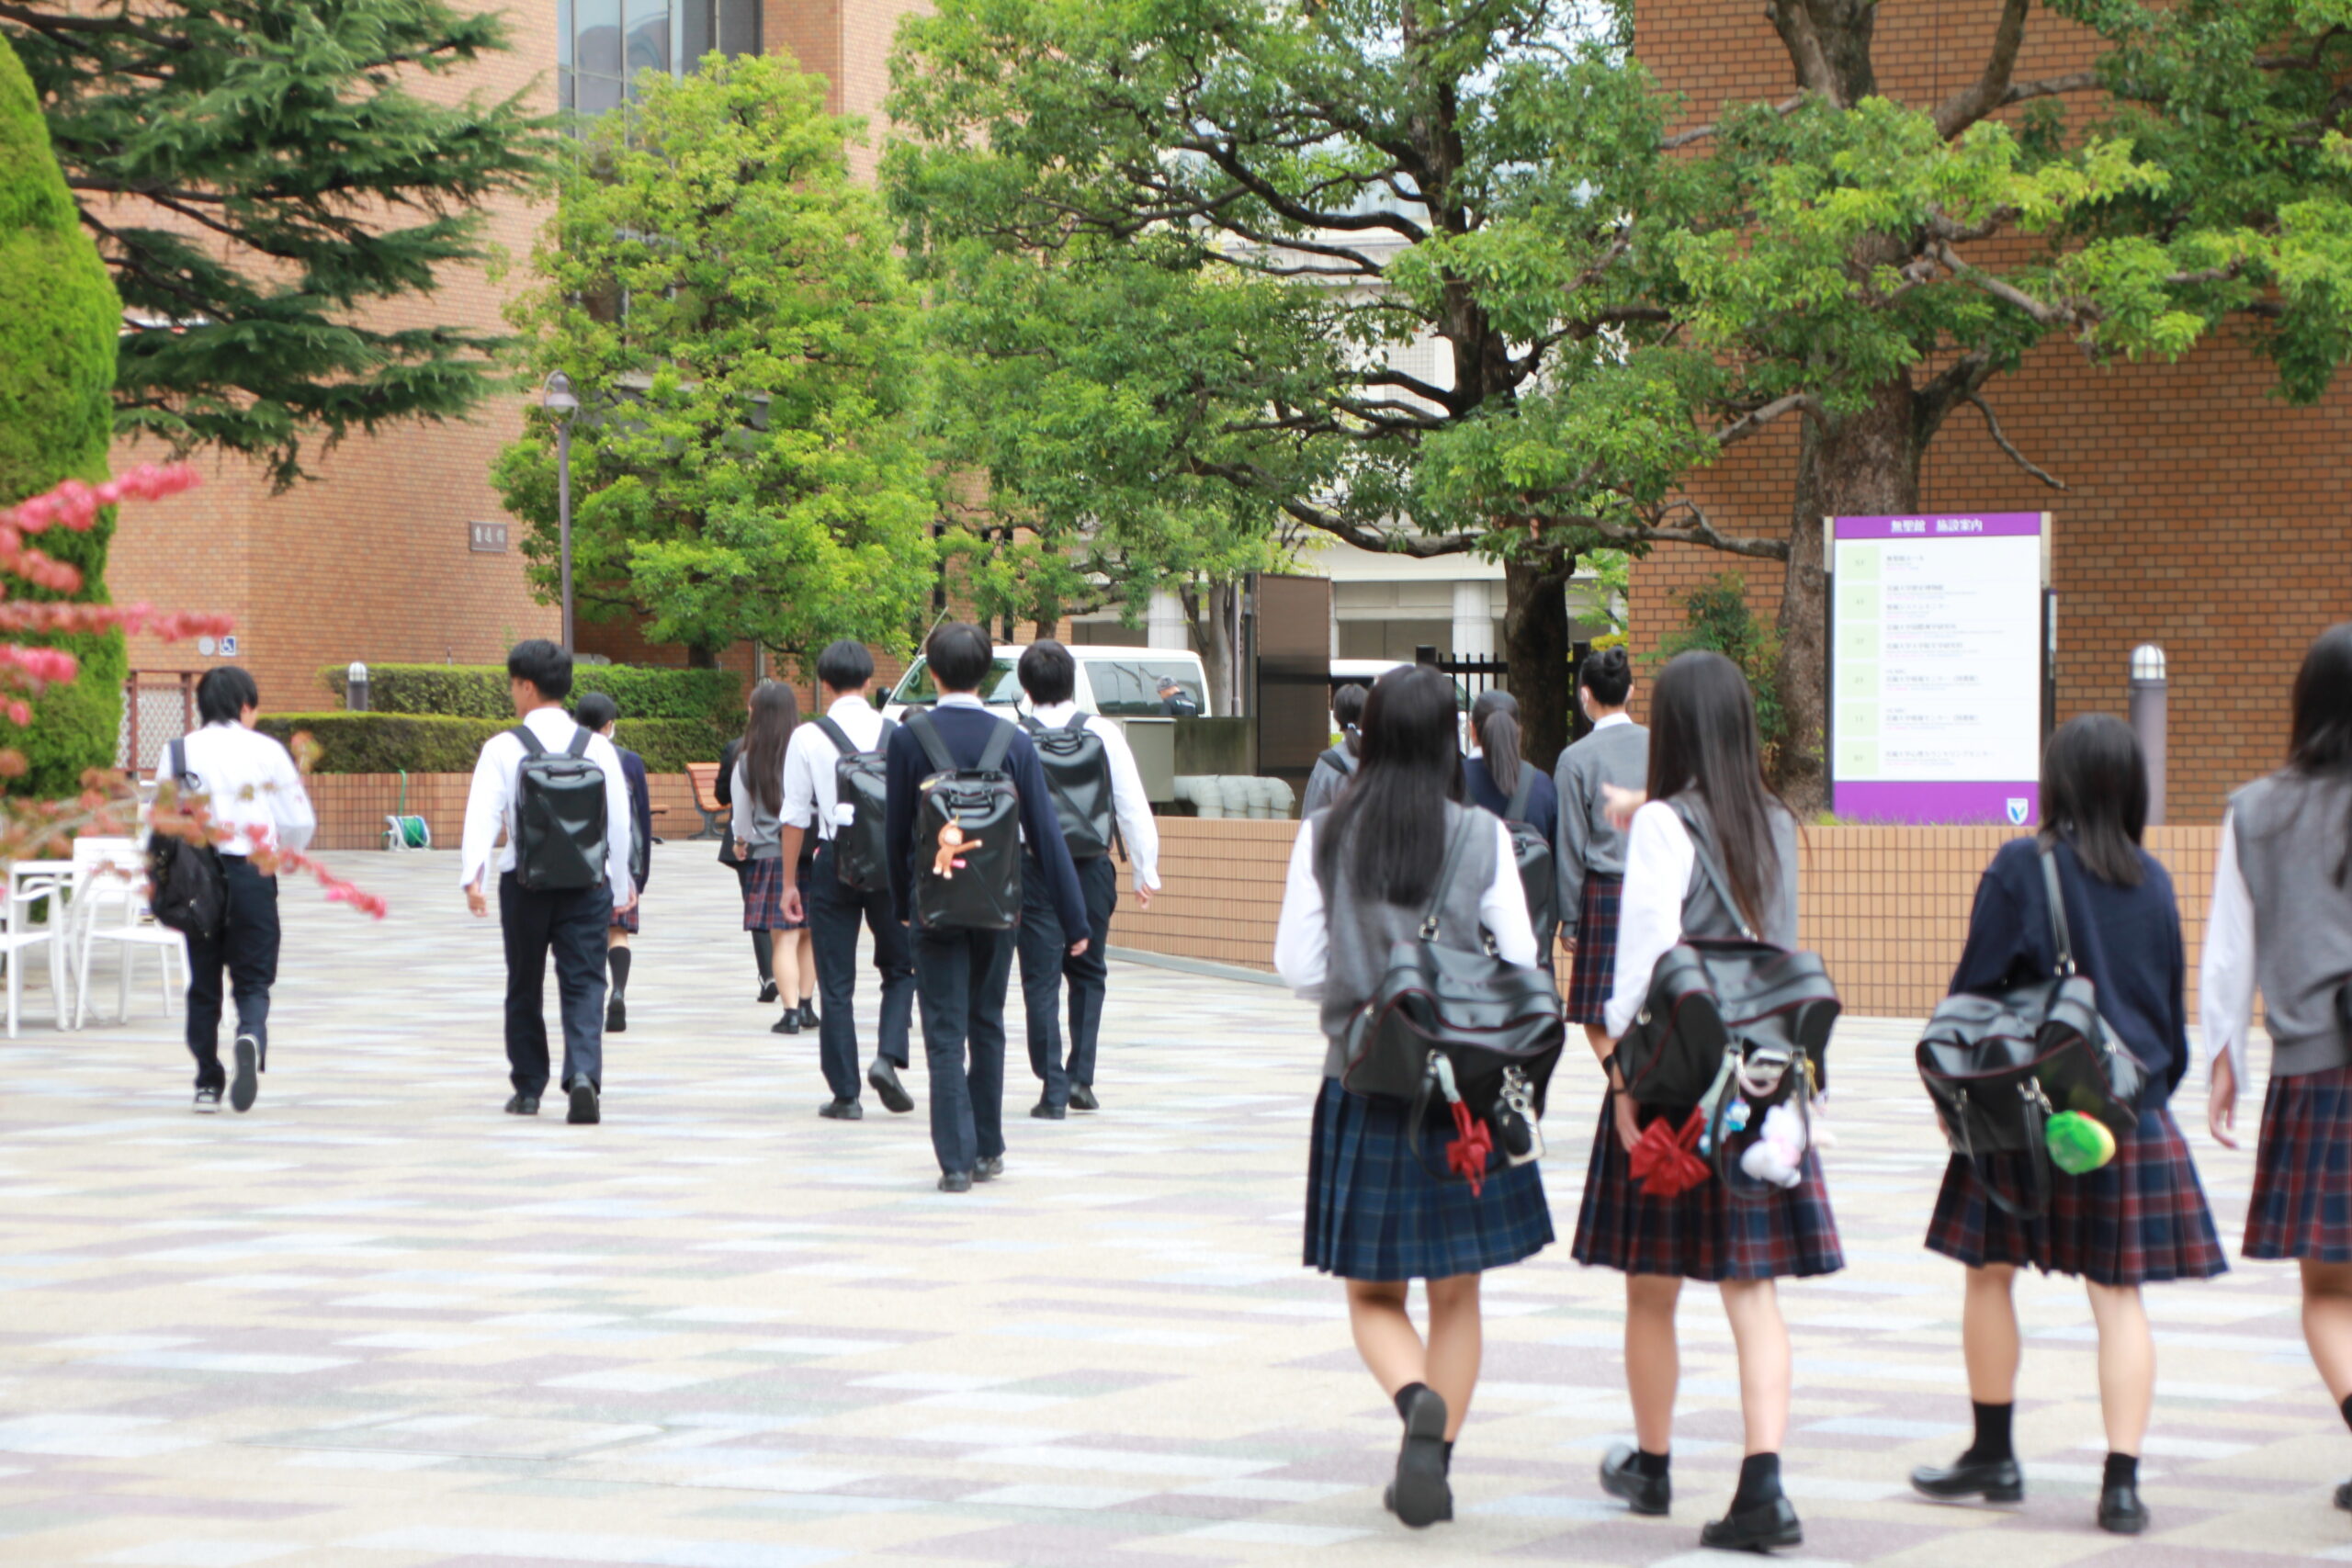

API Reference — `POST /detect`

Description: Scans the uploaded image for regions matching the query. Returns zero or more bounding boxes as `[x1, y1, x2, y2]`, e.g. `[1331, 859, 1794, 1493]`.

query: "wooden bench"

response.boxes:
[684, 761, 727, 840]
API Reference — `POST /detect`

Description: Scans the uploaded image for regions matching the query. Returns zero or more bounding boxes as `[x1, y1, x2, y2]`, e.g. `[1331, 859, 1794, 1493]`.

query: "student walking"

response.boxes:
[1301, 682, 1368, 817]
[461, 640, 635, 1125]
[717, 724, 778, 1003]
[1274, 663, 1549, 1529]
[1013, 640, 1160, 1118]
[1915, 714, 2224, 1534]
[2202, 623, 2352, 1515]
[1463, 690, 1557, 849]
[884, 623, 1089, 1192]
[575, 693, 651, 1034]
[730, 681, 815, 1034]
[171, 666, 316, 1113]
[1577, 649, 1839, 1552]
[1554, 647, 1647, 1058]
[777, 640, 918, 1120]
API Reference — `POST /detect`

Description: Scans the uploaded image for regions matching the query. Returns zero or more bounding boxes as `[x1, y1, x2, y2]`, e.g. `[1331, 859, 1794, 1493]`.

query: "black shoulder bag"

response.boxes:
[1914, 845, 2146, 1217]
[148, 738, 227, 942]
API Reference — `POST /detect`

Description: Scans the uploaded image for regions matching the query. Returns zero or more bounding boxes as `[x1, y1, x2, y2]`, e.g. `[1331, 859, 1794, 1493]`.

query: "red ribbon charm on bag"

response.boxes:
[1627, 1109, 1711, 1199]
[1445, 1100, 1494, 1197]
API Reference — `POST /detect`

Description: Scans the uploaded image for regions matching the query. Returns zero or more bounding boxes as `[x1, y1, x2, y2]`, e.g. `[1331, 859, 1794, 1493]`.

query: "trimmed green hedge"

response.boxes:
[258, 713, 729, 774]
[320, 662, 744, 722]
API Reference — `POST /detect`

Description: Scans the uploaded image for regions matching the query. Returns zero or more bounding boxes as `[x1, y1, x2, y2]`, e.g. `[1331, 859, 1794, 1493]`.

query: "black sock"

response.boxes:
[1963, 1400, 2015, 1463]
[607, 947, 631, 998]
[2103, 1452, 2138, 1491]
[1442, 1438, 1454, 1473]
[1732, 1452, 1781, 1512]
[2340, 1393, 2352, 1434]
[1634, 1448, 1670, 1480]
[1394, 1382, 1431, 1421]
[752, 933, 774, 983]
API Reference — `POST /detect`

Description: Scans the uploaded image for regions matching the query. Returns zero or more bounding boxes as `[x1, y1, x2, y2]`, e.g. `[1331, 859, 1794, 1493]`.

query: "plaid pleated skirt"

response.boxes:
[611, 901, 641, 934]
[741, 856, 807, 932]
[1570, 1098, 1845, 1280]
[1303, 1077, 1555, 1281]
[2245, 1064, 2352, 1262]
[1925, 1107, 2226, 1285]
[1565, 874, 1623, 1026]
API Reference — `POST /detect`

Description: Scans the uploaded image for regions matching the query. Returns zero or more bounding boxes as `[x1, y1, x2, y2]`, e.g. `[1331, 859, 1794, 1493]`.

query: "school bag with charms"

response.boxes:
[509, 725, 609, 893]
[815, 714, 896, 894]
[1022, 711, 1115, 860]
[1914, 845, 2145, 1217]
[147, 737, 227, 941]
[1341, 809, 1566, 1195]
[905, 708, 1023, 931]
[1611, 803, 1839, 1195]
[1500, 763, 1558, 957]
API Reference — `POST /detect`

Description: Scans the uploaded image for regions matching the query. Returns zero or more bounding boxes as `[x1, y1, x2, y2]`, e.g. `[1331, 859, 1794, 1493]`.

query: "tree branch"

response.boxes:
[1662, 93, 1805, 151]
[1932, 0, 2031, 139]
[1963, 391, 2066, 491]
[1767, 2, 1844, 103]
[1712, 392, 1820, 449]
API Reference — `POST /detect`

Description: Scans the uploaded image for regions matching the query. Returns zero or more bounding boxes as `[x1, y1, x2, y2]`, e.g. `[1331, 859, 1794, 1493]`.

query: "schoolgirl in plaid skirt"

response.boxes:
[1576, 650, 1827, 1553]
[733, 681, 817, 1035]
[1911, 716, 2222, 1539]
[2200, 625, 2352, 1516]
[1273, 666, 1550, 1533]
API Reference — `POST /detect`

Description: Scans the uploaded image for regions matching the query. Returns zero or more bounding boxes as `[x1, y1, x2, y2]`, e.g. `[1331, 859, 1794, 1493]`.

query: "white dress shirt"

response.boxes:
[173, 721, 315, 857]
[1603, 801, 1700, 1039]
[2199, 807, 2256, 1081]
[782, 693, 888, 840]
[1027, 699, 1160, 890]
[459, 705, 634, 901]
[1272, 816, 1535, 997]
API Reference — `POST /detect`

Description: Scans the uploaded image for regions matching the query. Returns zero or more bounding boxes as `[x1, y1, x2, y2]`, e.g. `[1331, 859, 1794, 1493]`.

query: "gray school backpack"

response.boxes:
[509, 726, 608, 893]
[815, 715, 896, 895]
[1022, 712, 1115, 860]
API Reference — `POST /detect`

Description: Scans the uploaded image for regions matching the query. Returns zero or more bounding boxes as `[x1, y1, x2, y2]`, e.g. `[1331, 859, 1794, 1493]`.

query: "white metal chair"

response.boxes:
[68, 839, 187, 1028]
[0, 872, 60, 1038]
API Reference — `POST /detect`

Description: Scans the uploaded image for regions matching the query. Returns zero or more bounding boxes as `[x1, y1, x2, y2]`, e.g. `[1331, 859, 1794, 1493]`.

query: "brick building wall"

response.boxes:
[1626, 1, 2352, 824]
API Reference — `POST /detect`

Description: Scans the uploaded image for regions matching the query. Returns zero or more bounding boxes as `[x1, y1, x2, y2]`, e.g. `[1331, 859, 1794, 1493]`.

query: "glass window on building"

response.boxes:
[560, 0, 761, 119]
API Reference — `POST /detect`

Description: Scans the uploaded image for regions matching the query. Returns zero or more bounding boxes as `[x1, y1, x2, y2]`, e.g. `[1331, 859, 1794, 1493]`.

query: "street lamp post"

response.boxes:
[542, 371, 581, 654]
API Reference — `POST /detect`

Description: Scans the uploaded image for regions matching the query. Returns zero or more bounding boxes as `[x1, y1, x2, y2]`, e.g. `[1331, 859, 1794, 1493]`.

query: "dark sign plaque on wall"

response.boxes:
[469, 521, 510, 553]
[1250, 572, 1334, 806]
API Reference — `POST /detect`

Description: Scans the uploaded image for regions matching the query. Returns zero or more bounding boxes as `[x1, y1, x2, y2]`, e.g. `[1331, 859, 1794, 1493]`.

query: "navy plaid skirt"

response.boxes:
[741, 856, 808, 932]
[1570, 1097, 1844, 1280]
[611, 902, 640, 934]
[1565, 874, 1622, 1026]
[1303, 1077, 1555, 1281]
[2245, 1064, 2352, 1262]
[1925, 1107, 2226, 1285]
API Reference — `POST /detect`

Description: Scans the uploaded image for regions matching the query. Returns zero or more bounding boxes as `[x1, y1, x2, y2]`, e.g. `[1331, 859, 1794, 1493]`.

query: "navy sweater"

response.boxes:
[1948, 836, 2188, 1109]
[1464, 757, 1559, 847]
[883, 703, 1088, 935]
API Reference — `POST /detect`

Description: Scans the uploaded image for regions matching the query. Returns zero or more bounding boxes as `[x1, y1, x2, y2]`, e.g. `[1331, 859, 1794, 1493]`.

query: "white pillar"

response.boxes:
[1148, 589, 1187, 650]
[1451, 580, 1494, 658]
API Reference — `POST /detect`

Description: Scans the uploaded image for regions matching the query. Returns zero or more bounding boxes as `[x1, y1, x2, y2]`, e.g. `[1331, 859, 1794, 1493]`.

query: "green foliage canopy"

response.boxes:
[320, 661, 743, 722]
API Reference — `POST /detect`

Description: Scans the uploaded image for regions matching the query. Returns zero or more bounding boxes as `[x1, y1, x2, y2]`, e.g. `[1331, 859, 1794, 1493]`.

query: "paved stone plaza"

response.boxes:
[0, 845, 2344, 1567]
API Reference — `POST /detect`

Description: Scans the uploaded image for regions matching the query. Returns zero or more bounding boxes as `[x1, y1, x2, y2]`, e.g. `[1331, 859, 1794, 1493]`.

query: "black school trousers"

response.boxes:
[500, 872, 612, 1097]
[807, 842, 917, 1100]
[184, 855, 279, 1090]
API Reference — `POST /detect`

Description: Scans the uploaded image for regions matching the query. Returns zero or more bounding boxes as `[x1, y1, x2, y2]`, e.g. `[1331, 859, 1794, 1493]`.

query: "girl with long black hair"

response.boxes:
[1577, 650, 1840, 1552]
[2204, 623, 2352, 1513]
[1914, 714, 2223, 1535]
[730, 680, 813, 1033]
[1274, 664, 1550, 1530]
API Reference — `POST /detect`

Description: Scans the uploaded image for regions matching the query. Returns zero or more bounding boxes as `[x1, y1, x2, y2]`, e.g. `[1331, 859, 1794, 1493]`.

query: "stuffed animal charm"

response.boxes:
[2045, 1110, 2118, 1175]
[932, 820, 972, 879]
[1738, 1102, 1810, 1189]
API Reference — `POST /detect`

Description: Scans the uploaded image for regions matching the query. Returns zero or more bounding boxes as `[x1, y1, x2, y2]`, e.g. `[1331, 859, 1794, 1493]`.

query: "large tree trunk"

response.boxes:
[1776, 377, 1922, 812]
[1181, 580, 1246, 716]
[1503, 557, 1573, 774]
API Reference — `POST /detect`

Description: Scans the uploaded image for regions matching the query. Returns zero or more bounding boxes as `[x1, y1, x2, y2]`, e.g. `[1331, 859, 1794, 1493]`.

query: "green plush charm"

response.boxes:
[2046, 1111, 2118, 1176]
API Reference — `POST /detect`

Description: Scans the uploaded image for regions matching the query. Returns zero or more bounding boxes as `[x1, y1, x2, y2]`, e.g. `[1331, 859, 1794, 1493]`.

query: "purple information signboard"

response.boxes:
[1829, 513, 2047, 825]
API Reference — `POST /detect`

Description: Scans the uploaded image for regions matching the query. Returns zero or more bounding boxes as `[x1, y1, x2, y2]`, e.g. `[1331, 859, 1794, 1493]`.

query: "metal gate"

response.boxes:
[119, 671, 198, 774]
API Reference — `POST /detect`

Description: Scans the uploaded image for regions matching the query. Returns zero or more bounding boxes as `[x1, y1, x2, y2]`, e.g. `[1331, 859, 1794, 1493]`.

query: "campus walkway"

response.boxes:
[0, 846, 2342, 1567]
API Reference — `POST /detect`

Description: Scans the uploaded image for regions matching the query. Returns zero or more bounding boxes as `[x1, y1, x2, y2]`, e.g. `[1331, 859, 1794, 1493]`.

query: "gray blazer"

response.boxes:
[1553, 719, 1649, 938]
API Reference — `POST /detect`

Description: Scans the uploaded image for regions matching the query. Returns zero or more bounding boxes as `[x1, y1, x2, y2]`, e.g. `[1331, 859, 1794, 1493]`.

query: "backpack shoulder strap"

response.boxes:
[1020, 715, 1046, 737]
[1668, 796, 1757, 941]
[566, 726, 592, 759]
[904, 708, 959, 774]
[2038, 842, 2077, 976]
[1419, 808, 1476, 936]
[978, 715, 1016, 773]
[814, 716, 857, 758]
[1504, 761, 1537, 825]
[511, 726, 548, 757]
[1066, 711, 1091, 734]
[167, 737, 187, 787]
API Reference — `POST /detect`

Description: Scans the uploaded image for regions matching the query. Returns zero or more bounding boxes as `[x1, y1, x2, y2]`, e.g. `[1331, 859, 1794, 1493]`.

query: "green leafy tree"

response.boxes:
[493, 52, 937, 669]
[1656, 573, 1786, 769]
[4, 0, 553, 487]
[0, 28, 122, 793]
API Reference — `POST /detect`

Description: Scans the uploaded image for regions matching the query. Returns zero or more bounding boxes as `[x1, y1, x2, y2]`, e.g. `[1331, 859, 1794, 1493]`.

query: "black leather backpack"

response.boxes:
[147, 738, 226, 942]
[1915, 845, 2145, 1216]
[906, 709, 1023, 931]
[815, 715, 895, 895]
[1499, 764, 1557, 957]
[1022, 712, 1114, 860]
[510, 726, 607, 893]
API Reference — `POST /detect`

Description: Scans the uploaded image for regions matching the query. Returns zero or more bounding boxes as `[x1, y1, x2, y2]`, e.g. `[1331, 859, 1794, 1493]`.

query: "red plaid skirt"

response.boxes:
[1565, 874, 1622, 1026]
[1925, 1108, 2227, 1285]
[611, 901, 640, 934]
[741, 856, 807, 932]
[2245, 1064, 2352, 1262]
[1570, 1098, 1845, 1281]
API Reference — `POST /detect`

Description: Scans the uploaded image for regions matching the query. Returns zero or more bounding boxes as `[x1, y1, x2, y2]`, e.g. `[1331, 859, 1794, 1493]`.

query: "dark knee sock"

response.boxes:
[1442, 1438, 1454, 1473]
[751, 932, 773, 982]
[1394, 1382, 1432, 1421]
[1732, 1452, 1781, 1512]
[1634, 1449, 1670, 1480]
[607, 947, 632, 998]
[2340, 1393, 2352, 1434]
[1963, 1400, 2015, 1463]
[2102, 1452, 2138, 1491]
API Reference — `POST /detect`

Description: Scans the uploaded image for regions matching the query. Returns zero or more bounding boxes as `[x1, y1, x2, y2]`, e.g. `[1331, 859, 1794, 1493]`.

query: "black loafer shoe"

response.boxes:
[757, 980, 778, 1004]
[504, 1092, 539, 1116]
[867, 1060, 914, 1113]
[605, 997, 627, 1033]
[1699, 1495, 1802, 1551]
[1910, 1454, 2023, 1505]
[2335, 1478, 2352, 1512]
[974, 1156, 1004, 1181]
[1599, 1442, 1670, 1516]
[1069, 1084, 1100, 1111]
[938, 1170, 973, 1193]
[1386, 1384, 1451, 1529]
[771, 1012, 802, 1035]
[230, 1034, 260, 1113]
[567, 1081, 600, 1125]
[798, 1000, 820, 1029]
[2097, 1483, 2149, 1535]
[819, 1098, 863, 1121]
[1031, 1100, 1066, 1120]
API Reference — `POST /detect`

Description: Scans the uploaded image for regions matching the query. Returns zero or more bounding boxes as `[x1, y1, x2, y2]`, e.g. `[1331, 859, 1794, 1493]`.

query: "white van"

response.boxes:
[1328, 659, 1474, 746]
[882, 645, 1214, 722]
